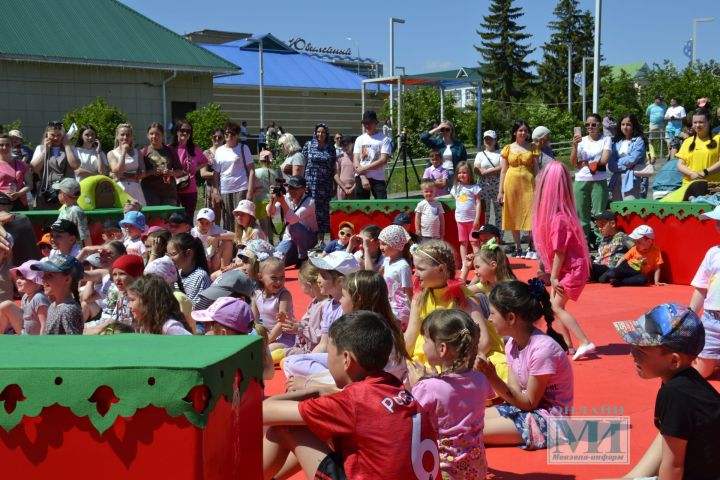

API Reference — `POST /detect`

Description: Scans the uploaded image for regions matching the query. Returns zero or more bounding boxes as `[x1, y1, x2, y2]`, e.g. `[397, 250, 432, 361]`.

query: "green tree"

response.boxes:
[476, 0, 535, 102]
[186, 103, 230, 151]
[599, 69, 642, 119]
[64, 97, 128, 152]
[536, 0, 595, 112]
[639, 61, 720, 119]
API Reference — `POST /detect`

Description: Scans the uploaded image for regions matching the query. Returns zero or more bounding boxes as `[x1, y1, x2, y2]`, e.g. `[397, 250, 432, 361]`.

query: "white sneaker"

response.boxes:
[572, 342, 596, 361]
[531, 252, 539, 260]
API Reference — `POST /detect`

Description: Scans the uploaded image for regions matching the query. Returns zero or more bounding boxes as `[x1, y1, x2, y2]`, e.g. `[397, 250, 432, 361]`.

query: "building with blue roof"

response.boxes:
[198, 34, 386, 143]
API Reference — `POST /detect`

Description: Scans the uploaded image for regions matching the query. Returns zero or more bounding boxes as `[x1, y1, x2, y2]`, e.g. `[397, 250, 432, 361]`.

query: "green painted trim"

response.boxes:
[13, 206, 183, 220]
[0, 335, 263, 434]
[611, 200, 712, 220]
[330, 198, 455, 214]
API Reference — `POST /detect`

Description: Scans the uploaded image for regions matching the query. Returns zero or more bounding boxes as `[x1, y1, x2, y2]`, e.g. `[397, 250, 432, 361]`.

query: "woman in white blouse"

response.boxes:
[74, 125, 108, 181]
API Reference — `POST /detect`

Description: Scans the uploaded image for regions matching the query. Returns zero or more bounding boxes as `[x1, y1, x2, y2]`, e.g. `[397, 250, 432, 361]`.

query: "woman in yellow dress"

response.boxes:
[497, 121, 540, 256]
[676, 107, 720, 184]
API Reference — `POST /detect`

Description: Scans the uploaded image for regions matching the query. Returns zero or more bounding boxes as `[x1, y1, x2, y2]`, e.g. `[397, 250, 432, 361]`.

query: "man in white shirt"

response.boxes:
[664, 97, 686, 145]
[353, 111, 392, 199]
[267, 176, 317, 266]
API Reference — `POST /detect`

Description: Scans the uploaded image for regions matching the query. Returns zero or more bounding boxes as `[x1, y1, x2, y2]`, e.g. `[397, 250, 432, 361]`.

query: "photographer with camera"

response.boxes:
[30, 121, 80, 209]
[266, 176, 317, 267]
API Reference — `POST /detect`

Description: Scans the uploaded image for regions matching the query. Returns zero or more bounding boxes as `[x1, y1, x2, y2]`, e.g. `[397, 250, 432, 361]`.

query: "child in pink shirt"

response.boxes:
[479, 279, 574, 450]
[411, 309, 494, 479]
[532, 160, 595, 360]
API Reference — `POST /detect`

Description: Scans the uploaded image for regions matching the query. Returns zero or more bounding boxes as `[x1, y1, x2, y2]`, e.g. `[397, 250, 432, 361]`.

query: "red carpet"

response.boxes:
[266, 258, 720, 480]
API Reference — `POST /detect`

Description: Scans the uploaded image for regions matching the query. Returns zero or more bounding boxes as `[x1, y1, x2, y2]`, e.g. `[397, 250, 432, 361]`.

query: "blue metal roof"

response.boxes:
[201, 41, 373, 90]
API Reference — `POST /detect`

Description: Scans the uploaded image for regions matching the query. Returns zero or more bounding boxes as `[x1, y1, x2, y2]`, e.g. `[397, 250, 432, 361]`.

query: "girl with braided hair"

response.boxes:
[410, 309, 493, 479]
[478, 279, 574, 450]
[404, 240, 507, 382]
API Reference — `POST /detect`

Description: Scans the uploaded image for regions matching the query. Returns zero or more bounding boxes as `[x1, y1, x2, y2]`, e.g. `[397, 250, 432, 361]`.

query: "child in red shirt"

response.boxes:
[263, 310, 439, 480]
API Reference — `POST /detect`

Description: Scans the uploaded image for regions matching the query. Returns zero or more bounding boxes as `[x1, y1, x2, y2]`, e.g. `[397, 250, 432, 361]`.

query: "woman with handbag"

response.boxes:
[107, 123, 147, 206]
[141, 123, 183, 207]
[474, 130, 502, 228]
[30, 121, 80, 210]
[213, 122, 256, 231]
[169, 119, 209, 220]
[0, 134, 33, 211]
[608, 113, 648, 201]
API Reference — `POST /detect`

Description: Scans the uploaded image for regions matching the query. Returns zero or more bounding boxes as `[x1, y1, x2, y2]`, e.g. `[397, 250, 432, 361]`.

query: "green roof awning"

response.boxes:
[0, 0, 239, 74]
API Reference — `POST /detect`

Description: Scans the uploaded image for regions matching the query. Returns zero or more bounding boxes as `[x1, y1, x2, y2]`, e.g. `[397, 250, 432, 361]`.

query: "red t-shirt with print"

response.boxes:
[298, 371, 439, 480]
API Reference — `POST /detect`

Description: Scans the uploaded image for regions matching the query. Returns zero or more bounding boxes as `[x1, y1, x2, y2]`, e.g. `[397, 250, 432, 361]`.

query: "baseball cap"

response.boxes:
[8, 129, 23, 140]
[532, 126, 551, 141]
[629, 225, 654, 240]
[52, 178, 81, 197]
[338, 221, 355, 232]
[700, 205, 720, 221]
[393, 212, 411, 226]
[592, 211, 617, 222]
[483, 130, 497, 139]
[11, 260, 45, 284]
[196, 208, 215, 223]
[362, 111, 379, 124]
[310, 251, 360, 275]
[655, 94, 664, 100]
[614, 303, 705, 356]
[471, 224, 501, 239]
[144, 256, 178, 285]
[37, 232, 52, 247]
[198, 270, 255, 303]
[167, 211, 191, 225]
[102, 219, 121, 231]
[119, 211, 147, 232]
[31, 253, 84, 281]
[85, 253, 104, 268]
[191, 297, 254, 334]
[141, 225, 165, 240]
[50, 219, 79, 238]
[287, 176, 306, 189]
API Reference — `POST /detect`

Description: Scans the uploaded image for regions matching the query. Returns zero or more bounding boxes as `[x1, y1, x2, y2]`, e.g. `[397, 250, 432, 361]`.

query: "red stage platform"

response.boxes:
[612, 200, 715, 285]
[0, 335, 264, 479]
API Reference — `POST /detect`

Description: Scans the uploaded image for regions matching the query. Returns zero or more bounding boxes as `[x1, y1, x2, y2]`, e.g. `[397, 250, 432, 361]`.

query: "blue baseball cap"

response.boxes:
[31, 253, 84, 282]
[119, 210, 147, 232]
[614, 303, 705, 356]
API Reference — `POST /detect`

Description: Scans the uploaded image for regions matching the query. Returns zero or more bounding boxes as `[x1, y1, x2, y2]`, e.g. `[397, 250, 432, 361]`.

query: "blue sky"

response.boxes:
[123, 0, 719, 74]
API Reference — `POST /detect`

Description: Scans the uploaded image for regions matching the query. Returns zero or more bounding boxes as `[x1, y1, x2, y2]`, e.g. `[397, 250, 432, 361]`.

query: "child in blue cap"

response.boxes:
[613, 303, 720, 479]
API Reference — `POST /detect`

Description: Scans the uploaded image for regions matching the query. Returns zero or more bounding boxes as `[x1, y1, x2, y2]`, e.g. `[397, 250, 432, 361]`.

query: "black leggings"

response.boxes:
[601, 262, 648, 286]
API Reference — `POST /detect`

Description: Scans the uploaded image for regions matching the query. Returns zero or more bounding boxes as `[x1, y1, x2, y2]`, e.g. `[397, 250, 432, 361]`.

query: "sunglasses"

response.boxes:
[338, 230, 353, 237]
[178, 128, 192, 134]
[47, 121, 63, 128]
[439, 128, 449, 132]
[224, 131, 238, 136]
[585, 123, 599, 127]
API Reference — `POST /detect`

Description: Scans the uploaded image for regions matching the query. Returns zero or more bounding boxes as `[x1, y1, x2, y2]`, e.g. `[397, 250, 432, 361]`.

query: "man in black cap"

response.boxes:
[267, 176, 318, 266]
[590, 211, 634, 282]
[353, 111, 392, 199]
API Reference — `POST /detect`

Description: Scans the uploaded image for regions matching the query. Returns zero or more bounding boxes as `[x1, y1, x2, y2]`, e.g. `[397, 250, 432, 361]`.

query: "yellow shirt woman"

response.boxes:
[676, 134, 720, 184]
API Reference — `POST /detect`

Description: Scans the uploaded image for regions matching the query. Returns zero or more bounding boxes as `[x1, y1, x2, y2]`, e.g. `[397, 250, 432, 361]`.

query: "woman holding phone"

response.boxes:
[74, 125, 108, 181]
[570, 113, 612, 249]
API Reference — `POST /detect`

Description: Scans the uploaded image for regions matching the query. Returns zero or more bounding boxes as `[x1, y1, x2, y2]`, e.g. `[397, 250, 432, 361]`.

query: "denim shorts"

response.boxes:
[495, 404, 550, 450]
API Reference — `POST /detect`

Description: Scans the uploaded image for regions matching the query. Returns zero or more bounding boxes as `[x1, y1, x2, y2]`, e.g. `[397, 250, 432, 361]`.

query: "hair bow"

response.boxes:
[481, 237, 499, 252]
[527, 278, 547, 301]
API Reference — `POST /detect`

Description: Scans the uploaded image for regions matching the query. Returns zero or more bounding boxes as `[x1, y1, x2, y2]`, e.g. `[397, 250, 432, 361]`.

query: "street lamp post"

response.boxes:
[692, 17, 715, 66]
[346, 37, 360, 74]
[390, 17, 405, 130]
[592, 0, 601, 114]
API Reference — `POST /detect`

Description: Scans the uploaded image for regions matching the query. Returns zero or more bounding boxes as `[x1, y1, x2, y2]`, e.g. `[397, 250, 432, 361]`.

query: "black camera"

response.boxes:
[272, 185, 286, 196]
[42, 189, 59, 204]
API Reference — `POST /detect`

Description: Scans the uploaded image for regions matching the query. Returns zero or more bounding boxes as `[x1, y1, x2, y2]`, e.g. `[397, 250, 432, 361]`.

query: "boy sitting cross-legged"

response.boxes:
[263, 310, 440, 480]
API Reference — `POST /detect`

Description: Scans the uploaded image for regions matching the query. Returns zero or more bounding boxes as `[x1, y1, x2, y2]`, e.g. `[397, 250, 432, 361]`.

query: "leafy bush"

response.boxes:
[64, 97, 128, 151]
[185, 103, 230, 151]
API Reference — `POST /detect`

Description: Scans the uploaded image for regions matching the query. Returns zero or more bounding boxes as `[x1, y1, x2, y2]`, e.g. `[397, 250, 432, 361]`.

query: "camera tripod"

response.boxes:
[386, 129, 421, 198]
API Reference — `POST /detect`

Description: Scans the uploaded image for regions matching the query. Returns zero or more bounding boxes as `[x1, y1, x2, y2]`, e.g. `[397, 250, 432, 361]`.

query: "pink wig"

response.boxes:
[532, 161, 590, 279]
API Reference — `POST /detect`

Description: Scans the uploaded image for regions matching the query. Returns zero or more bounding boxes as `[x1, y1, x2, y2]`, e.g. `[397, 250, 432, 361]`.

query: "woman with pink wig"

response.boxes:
[532, 160, 595, 361]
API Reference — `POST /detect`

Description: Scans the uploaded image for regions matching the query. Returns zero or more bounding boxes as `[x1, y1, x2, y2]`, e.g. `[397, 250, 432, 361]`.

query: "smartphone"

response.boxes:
[573, 126, 582, 137]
